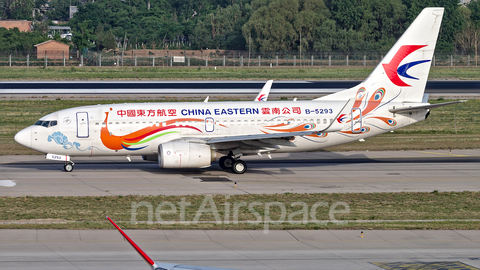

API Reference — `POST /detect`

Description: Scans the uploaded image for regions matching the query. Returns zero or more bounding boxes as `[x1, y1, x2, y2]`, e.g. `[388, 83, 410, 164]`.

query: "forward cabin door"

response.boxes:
[351, 108, 362, 133]
[76, 112, 89, 138]
[205, 117, 214, 132]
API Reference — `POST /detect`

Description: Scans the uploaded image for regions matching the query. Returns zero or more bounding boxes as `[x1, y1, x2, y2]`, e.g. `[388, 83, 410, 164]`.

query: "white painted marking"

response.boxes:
[0, 180, 16, 187]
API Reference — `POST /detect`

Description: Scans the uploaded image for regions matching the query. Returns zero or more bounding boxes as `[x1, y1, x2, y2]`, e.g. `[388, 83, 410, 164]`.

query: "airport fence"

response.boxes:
[0, 50, 479, 67]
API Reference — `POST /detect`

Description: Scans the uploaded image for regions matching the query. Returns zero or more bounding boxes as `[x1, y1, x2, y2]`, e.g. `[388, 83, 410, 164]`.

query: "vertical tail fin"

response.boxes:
[254, 80, 273, 102]
[365, 7, 444, 102]
[320, 7, 444, 103]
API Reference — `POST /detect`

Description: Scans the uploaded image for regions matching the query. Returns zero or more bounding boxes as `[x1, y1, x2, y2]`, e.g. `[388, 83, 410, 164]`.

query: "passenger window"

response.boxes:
[316, 119, 320, 124]
[277, 119, 281, 124]
[237, 120, 241, 125]
[115, 122, 119, 125]
[231, 120, 235, 125]
[310, 119, 313, 123]
[257, 120, 261, 125]
[330, 119, 333, 123]
[95, 122, 99, 126]
[251, 120, 255, 125]
[323, 119, 327, 124]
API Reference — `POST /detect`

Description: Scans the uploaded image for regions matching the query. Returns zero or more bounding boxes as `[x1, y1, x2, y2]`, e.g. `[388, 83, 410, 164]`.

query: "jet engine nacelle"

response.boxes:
[158, 141, 216, 168]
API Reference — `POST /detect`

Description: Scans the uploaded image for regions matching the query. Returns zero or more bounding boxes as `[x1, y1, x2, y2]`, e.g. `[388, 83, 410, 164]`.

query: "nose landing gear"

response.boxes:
[64, 161, 74, 172]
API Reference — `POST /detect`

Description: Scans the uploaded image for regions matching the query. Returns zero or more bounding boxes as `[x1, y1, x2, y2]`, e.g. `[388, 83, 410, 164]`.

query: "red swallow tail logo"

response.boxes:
[382, 45, 429, 87]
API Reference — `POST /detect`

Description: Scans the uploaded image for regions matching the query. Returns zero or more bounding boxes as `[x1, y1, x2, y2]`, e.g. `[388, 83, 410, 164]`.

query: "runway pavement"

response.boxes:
[1, 80, 478, 100]
[0, 149, 479, 196]
[1, 229, 480, 270]
[1, 151, 479, 270]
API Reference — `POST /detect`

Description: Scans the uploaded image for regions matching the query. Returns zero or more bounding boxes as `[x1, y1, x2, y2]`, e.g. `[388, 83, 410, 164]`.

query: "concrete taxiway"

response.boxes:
[1, 229, 480, 270]
[0, 149, 479, 196]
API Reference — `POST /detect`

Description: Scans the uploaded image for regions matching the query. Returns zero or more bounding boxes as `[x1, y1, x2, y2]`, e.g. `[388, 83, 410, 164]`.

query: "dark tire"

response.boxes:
[219, 156, 234, 169]
[231, 160, 247, 174]
[64, 163, 74, 172]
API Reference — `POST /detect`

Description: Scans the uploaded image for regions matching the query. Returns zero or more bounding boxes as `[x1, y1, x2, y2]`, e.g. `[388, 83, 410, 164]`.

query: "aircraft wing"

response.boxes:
[389, 100, 466, 113]
[204, 98, 353, 145]
[206, 130, 326, 144]
[155, 264, 237, 270]
[107, 217, 237, 270]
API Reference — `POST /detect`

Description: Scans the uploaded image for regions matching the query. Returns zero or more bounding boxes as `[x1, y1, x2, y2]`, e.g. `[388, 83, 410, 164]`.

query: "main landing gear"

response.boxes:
[219, 156, 247, 174]
[64, 161, 75, 172]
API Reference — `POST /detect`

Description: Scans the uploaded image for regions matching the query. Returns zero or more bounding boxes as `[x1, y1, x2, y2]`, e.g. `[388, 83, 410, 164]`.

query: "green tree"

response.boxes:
[191, 4, 249, 49]
[242, 0, 298, 51]
[0, 27, 49, 51]
[0, 0, 34, 20]
[326, 0, 406, 51]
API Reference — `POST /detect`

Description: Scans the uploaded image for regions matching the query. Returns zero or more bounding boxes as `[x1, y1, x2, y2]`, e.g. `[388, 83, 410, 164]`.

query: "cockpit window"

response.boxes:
[34, 120, 57, 128]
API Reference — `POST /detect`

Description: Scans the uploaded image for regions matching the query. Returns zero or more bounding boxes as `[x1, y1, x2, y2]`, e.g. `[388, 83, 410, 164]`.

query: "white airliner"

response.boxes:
[15, 7, 457, 174]
[107, 216, 237, 270]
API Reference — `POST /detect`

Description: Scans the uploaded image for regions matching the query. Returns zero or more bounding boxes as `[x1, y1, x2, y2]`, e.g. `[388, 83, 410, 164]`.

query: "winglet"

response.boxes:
[106, 216, 157, 269]
[254, 80, 273, 102]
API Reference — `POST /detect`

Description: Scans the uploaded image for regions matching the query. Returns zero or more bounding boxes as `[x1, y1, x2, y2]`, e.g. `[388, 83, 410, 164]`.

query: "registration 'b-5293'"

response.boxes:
[15, 7, 458, 174]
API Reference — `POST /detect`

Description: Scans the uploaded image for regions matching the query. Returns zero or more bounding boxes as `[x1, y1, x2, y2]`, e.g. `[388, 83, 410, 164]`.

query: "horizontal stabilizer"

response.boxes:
[389, 100, 466, 113]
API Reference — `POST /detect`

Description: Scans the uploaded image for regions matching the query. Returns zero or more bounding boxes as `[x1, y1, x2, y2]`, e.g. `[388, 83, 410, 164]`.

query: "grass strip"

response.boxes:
[0, 66, 480, 80]
[0, 191, 479, 230]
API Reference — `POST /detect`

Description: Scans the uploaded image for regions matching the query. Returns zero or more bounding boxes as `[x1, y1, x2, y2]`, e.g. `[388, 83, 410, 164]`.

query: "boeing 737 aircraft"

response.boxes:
[15, 7, 457, 174]
[107, 216, 237, 270]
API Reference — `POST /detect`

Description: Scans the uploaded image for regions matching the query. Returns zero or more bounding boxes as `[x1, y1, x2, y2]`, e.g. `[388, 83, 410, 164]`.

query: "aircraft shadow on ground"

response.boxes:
[2, 152, 477, 176]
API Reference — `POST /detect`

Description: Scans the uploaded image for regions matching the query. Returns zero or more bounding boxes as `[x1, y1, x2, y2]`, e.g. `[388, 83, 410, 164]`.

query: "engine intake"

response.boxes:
[158, 141, 216, 168]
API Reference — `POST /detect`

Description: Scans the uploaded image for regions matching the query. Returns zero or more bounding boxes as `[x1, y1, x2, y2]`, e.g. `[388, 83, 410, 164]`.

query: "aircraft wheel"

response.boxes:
[219, 156, 235, 169]
[64, 162, 74, 172]
[231, 160, 247, 174]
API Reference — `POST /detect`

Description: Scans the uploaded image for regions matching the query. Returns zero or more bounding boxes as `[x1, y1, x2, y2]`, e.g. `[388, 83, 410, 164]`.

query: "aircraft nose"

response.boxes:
[14, 127, 32, 148]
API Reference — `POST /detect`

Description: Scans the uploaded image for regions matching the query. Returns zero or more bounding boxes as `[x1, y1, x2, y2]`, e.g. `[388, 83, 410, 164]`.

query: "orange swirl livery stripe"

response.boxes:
[100, 111, 202, 150]
[264, 123, 315, 133]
